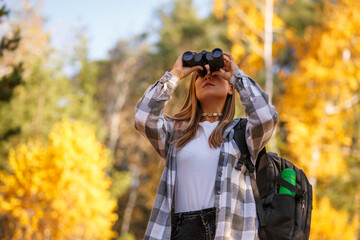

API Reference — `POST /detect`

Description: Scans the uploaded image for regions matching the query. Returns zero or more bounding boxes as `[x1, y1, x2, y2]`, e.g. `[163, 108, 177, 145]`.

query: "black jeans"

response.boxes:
[171, 207, 216, 240]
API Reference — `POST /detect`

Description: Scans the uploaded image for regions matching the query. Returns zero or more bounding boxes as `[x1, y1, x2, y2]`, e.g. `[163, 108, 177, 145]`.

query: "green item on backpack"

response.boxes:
[279, 169, 296, 197]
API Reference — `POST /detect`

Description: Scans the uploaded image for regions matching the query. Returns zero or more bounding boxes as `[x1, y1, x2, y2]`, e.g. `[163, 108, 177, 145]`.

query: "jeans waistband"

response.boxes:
[173, 207, 216, 220]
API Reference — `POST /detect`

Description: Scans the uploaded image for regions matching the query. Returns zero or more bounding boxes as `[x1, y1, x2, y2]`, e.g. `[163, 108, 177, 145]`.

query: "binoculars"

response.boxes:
[182, 48, 225, 77]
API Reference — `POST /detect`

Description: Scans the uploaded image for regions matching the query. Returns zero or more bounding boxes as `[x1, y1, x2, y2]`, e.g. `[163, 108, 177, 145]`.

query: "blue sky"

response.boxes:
[20, 0, 213, 60]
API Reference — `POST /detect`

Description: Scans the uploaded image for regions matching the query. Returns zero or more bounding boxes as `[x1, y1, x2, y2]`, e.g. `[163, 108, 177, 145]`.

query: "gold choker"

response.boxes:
[201, 113, 222, 117]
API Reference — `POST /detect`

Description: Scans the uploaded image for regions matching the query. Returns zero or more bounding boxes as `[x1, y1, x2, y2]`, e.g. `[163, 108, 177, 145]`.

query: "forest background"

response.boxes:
[0, 0, 359, 239]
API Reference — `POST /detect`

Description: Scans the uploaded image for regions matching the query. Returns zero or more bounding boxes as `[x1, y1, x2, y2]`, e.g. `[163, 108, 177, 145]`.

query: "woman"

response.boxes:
[135, 51, 278, 240]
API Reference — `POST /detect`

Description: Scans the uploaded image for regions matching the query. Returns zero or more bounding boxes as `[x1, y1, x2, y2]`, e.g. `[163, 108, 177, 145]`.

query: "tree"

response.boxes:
[213, 0, 289, 152]
[0, 118, 117, 239]
[96, 37, 150, 239]
[0, 4, 23, 103]
[213, 0, 323, 102]
[0, 3, 23, 153]
[311, 197, 358, 240]
[65, 31, 103, 129]
[278, 0, 360, 237]
[279, 0, 360, 184]
[0, 0, 66, 170]
[214, 0, 286, 103]
[0, 1, 105, 172]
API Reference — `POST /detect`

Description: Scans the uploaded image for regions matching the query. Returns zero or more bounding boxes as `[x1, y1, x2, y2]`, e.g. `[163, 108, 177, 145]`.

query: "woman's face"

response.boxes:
[194, 68, 233, 105]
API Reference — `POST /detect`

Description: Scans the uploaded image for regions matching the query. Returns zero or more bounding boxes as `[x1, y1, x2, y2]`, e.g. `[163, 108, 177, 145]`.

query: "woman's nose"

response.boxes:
[204, 73, 212, 81]
[204, 65, 212, 81]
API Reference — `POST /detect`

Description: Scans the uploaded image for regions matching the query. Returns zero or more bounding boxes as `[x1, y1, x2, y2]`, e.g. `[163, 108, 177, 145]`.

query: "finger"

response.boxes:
[223, 52, 234, 61]
[212, 69, 225, 77]
[191, 65, 203, 72]
[224, 58, 231, 65]
[195, 65, 203, 71]
[223, 54, 231, 61]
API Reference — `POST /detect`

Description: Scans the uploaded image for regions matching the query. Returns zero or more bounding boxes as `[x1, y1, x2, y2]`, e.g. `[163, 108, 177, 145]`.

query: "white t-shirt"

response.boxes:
[175, 121, 221, 213]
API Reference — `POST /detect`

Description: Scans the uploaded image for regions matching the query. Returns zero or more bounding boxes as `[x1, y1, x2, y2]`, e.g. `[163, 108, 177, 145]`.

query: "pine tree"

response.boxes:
[0, 3, 23, 147]
[0, 4, 23, 102]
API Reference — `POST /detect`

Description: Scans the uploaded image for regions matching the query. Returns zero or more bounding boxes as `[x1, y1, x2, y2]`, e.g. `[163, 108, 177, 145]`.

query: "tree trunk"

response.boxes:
[264, 0, 278, 152]
[107, 57, 136, 153]
[264, 0, 274, 105]
[120, 167, 140, 236]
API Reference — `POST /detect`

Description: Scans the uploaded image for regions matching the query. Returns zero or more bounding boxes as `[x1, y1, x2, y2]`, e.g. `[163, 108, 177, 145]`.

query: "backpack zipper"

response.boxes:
[301, 199, 305, 213]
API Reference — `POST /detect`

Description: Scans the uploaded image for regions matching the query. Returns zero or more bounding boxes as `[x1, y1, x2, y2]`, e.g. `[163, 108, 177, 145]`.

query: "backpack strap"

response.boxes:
[233, 118, 266, 167]
[234, 118, 267, 228]
[247, 159, 267, 228]
[273, 176, 306, 199]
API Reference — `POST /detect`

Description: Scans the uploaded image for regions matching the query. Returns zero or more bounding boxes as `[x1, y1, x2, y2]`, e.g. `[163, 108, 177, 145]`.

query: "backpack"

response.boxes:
[233, 118, 313, 240]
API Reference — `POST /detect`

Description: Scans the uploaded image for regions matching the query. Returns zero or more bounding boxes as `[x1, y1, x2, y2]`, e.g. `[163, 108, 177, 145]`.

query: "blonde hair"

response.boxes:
[168, 72, 235, 149]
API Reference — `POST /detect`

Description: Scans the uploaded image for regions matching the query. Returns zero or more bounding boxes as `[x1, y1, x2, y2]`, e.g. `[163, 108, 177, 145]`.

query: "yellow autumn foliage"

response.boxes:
[311, 196, 358, 240]
[214, 0, 285, 75]
[280, 0, 360, 179]
[278, 0, 360, 237]
[0, 118, 117, 240]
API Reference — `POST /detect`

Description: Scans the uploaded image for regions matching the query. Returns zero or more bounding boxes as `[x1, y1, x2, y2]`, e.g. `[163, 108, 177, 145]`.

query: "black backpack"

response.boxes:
[233, 118, 313, 240]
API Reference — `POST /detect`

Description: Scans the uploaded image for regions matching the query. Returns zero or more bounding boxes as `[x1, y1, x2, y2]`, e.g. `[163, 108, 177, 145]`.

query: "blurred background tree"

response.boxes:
[0, 1, 128, 239]
[278, 0, 360, 236]
[0, 118, 117, 239]
[0, 3, 23, 170]
[0, 4, 22, 102]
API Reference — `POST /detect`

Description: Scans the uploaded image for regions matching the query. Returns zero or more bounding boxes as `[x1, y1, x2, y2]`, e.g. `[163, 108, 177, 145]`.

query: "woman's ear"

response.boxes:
[228, 84, 233, 95]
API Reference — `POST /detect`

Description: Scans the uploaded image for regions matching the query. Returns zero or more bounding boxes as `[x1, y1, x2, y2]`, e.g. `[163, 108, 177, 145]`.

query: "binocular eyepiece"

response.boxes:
[182, 48, 225, 77]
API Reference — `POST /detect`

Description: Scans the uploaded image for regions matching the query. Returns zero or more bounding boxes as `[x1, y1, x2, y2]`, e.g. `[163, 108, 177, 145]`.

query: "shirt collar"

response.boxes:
[222, 118, 242, 139]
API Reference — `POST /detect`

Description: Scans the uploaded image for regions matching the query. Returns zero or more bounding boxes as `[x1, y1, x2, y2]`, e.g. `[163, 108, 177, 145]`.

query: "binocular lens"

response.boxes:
[183, 51, 194, 61]
[194, 54, 204, 64]
[212, 49, 222, 58]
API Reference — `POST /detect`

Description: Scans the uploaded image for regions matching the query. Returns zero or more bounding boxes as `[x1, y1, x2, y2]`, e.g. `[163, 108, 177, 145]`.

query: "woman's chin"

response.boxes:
[198, 93, 227, 102]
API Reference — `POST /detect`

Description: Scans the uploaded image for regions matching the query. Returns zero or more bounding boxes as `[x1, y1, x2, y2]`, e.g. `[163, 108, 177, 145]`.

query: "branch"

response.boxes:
[228, 0, 265, 41]
[251, 0, 265, 10]
[0, 29, 21, 57]
[325, 95, 360, 115]
[235, 32, 264, 58]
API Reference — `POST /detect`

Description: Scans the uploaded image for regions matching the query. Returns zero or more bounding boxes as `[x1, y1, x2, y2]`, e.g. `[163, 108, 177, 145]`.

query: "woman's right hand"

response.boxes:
[211, 52, 240, 81]
[170, 51, 203, 79]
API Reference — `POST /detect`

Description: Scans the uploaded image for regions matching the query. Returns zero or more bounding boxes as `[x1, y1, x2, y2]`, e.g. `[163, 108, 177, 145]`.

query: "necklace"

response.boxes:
[201, 113, 223, 117]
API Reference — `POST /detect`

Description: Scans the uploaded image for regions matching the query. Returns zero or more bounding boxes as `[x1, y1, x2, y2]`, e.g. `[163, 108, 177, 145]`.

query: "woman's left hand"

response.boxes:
[212, 52, 240, 81]
[170, 51, 203, 79]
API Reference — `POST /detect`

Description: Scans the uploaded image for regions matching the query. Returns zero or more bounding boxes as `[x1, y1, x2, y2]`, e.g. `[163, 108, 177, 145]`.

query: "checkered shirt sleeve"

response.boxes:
[230, 70, 279, 162]
[135, 71, 179, 159]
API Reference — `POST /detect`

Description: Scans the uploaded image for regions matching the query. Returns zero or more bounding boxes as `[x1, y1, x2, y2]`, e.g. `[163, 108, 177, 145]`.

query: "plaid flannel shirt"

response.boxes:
[135, 70, 278, 240]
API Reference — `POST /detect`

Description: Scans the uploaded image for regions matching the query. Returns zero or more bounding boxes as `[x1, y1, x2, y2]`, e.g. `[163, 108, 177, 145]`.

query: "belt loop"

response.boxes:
[199, 212, 206, 226]
[178, 213, 183, 226]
